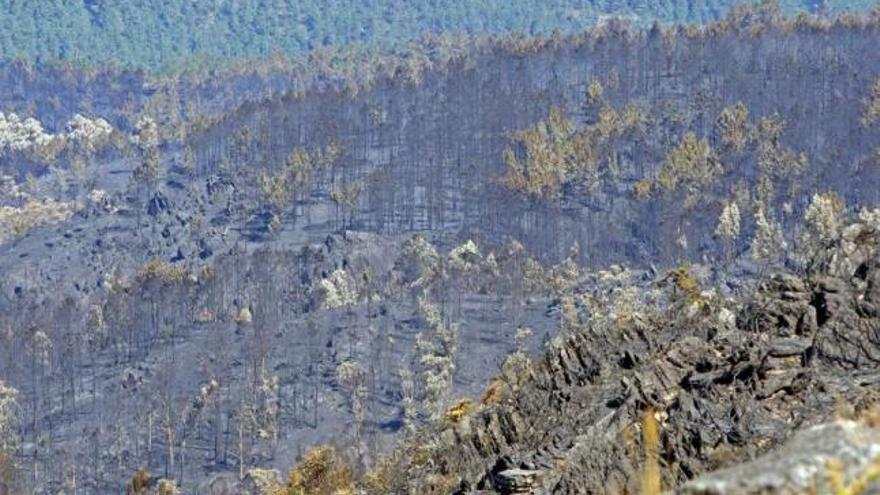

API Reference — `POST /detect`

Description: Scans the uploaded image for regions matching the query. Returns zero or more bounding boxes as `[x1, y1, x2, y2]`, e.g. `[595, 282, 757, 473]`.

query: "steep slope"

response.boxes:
[186, 15, 880, 266]
[352, 210, 880, 494]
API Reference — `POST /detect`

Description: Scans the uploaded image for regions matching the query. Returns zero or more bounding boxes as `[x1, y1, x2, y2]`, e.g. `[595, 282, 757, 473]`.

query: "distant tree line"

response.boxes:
[0, 0, 871, 72]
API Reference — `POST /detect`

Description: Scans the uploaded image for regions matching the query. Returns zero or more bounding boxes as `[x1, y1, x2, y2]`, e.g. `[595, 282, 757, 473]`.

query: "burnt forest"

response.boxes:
[1, 1, 880, 494]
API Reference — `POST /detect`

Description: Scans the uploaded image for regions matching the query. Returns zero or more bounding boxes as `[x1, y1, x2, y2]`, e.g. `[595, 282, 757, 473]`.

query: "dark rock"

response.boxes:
[325, 235, 337, 253]
[756, 370, 808, 399]
[170, 247, 186, 263]
[147, 191, 171, 216]
[813, 289, 845, 326]
[796, 306, 818, 334]
[198, 240, 213, 260]
[767, 337, 812, 357]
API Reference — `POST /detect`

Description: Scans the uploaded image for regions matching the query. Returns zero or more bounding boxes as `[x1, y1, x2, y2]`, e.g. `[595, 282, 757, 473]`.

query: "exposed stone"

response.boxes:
[681, 421, 880, 495]
[495, 468, 540, 494]
[392, 220, 880, 494]
[767, 337, 812, 357]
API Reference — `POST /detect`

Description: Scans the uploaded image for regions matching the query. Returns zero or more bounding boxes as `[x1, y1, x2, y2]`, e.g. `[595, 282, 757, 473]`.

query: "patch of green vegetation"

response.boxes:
[0, 1, 873, 72]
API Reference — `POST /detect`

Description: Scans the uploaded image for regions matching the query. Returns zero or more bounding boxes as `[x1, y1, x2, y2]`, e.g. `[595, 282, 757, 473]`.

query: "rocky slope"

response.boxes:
[358, 210, 880, 494]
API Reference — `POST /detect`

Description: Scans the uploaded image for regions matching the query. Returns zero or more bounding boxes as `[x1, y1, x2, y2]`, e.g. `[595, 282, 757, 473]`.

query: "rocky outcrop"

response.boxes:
[387, 215, 880, 494]
[495, 468, 541, 494]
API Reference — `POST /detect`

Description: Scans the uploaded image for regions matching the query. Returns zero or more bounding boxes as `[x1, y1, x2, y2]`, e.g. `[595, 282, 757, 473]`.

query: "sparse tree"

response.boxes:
[415, 298, 459, 421]
[157, 478, 179, 495]
[237, 401, 257, 481]
[125, 468, 152, 495]
[503, 108, 580, 199]
[751, 207, 787, 271]
[862, 78, 880, 127]
[586, 79, 604, 106]
[256, 369, 280, 449]
[797, 192, 845, 268]
[0, 380, 19, 491]
[133, 116, 162, 189]
[335, 361, 367, 443]
[395, 235, 442, 296]
[715, 201, 741, 264]
[804, 192, 844, 242]
[657, 132, 722, 196]
[755, 114, 806, 205]
[315, 269, 358, 310]
[398, 369, 417, 435]
[715, 102, 752, 153]
[279, 445, 353, 495]
[500, 327, 533, 392]
[329, 180, 362, 229]
[258, 169, 292, 216]
[181, 145, 196, 178]
[546, 244, 581, 297]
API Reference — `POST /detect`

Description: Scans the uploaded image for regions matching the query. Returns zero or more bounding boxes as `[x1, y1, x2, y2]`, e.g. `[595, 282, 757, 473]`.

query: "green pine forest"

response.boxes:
[0, 0, 873, 71]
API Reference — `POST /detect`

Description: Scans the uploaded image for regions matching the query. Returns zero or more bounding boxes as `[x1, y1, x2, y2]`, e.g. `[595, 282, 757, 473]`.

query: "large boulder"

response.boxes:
[681, 420, 880, 495]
